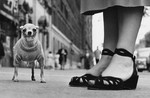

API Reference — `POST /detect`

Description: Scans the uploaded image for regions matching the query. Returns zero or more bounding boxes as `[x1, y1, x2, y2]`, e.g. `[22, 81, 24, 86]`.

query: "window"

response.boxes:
[53, 37, 55, 53]
[65, 8, 68, 19]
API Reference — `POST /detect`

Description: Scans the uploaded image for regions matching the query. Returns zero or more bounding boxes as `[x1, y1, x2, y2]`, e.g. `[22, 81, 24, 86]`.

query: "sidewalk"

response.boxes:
[0, 67, 149, 98]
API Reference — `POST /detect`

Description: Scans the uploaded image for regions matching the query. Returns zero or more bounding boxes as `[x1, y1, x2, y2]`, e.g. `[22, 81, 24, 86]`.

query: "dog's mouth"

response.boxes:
[25, 37, 34, 42]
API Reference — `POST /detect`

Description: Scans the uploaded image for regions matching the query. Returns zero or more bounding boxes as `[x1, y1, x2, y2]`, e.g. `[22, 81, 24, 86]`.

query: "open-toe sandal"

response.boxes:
[88, 48, 139, 90]
[69, 49, 114, 87]
[69, 74, 98, 87]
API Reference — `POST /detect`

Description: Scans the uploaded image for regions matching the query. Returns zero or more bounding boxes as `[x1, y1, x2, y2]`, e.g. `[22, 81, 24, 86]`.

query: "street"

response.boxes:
[0, 67, 150, 98]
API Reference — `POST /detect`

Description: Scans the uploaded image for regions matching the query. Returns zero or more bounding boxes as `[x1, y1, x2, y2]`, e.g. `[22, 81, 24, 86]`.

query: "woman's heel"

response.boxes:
[123, 74, 139, 89]
[115, 48, 139, 89]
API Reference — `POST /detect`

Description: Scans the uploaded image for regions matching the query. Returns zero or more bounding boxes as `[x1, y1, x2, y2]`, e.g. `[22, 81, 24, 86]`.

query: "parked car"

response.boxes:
[135, 48, 150, 72]
[146, 56, 150, 72]
[135, 57, 147, 72]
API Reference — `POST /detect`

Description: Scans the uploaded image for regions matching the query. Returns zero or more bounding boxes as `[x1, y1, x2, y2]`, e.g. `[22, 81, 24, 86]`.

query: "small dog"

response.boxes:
[12, 23, 46, 83]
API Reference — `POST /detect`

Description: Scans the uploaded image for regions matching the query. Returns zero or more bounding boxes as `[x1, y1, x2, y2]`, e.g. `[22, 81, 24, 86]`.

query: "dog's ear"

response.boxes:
[20, 26, 24, 30]
[35, 26, 39, 29]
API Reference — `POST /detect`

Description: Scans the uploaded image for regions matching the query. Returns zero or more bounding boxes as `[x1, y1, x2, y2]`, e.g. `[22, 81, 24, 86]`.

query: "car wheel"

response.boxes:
[147, 66, 150, 72]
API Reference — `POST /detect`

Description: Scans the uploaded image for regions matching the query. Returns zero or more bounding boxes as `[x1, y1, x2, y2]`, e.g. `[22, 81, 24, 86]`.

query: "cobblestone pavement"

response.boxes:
[0, 67, 150, 98]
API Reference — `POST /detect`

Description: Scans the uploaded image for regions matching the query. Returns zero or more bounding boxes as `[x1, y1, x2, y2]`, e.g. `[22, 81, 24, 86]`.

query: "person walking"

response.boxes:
[94, 46, 101, 64]
[57, 47, 68, 70]
[69, 0, 149, 90]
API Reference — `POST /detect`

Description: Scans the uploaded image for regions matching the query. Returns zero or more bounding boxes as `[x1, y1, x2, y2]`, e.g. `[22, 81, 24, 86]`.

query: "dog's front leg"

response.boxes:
[12, 54, 21, 82]
[30, 62, 36, 81]
[40, 65, 46, 83]
[12, 66, 19, 82]
[38, 59, 46, 83]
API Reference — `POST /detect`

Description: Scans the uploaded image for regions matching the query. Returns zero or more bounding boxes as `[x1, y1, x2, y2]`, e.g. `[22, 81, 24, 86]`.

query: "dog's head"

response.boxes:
[20, 23, 39, 42]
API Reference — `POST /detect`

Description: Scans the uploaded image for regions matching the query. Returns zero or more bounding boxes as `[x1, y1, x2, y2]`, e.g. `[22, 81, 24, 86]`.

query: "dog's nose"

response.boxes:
[28, 31, 32, 36]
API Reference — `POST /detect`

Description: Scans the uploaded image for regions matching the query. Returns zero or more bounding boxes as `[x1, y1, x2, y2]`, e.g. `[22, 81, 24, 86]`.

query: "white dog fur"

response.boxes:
[12, 23, 46, 83]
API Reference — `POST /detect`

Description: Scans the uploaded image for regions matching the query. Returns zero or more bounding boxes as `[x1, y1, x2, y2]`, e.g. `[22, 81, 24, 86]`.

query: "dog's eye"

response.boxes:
[22, 28, 26, 33]
[33, 28, 36, 32]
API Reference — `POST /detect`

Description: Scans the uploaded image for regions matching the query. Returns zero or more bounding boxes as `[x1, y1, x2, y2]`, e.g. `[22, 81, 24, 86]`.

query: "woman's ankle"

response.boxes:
[86, 55, 113, 76]
[102, 54, 134, 80]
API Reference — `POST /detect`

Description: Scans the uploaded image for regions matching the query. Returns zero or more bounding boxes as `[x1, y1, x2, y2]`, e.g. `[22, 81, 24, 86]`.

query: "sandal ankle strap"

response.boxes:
[115, 48, 135, 61]
[102, 49, 114, 56]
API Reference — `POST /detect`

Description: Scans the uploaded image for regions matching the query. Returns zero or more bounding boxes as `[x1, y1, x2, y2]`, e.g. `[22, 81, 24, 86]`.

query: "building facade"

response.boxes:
[50, 0, 93, 68]
[0, 0, 18, 67]
[0, 0, 93, 68]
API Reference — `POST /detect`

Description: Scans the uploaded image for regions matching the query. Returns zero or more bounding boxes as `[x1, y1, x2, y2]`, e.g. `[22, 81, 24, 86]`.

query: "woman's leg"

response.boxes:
[86, 7, 118, 76]
[102, 7, 144, 80]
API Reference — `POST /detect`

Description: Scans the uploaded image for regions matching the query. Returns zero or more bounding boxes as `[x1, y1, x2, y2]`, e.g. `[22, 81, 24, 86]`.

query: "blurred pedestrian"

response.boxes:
[84, 50, 94, 69]
[54, 52, 60, 69]
[46, 51, 54, 69]
[84, 51, 90, 69]
[94, 46, 101, 64]
[57, 46, 68, 70]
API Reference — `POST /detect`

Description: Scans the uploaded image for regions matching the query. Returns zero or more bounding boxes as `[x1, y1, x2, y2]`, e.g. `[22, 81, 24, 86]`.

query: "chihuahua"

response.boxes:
[12, 23, 46, 83]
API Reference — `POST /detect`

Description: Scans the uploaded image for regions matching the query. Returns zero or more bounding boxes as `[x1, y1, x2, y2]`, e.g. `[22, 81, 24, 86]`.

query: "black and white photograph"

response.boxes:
[0, 0, 150, 98]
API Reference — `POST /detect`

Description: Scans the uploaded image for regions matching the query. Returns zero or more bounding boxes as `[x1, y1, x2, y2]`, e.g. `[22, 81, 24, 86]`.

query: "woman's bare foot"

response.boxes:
[102, 54, 133, 81]
[86, 55, 112, 76]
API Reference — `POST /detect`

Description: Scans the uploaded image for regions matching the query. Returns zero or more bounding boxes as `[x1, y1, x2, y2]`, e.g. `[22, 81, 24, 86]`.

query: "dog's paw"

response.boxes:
[12, 76, 15, 81]
[31, 76, 36, 81]
[13, 79, 19, 82]
[12, 76, 19, 82]
[40, 80, 46, 83]
[32, 78, 36, 81]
